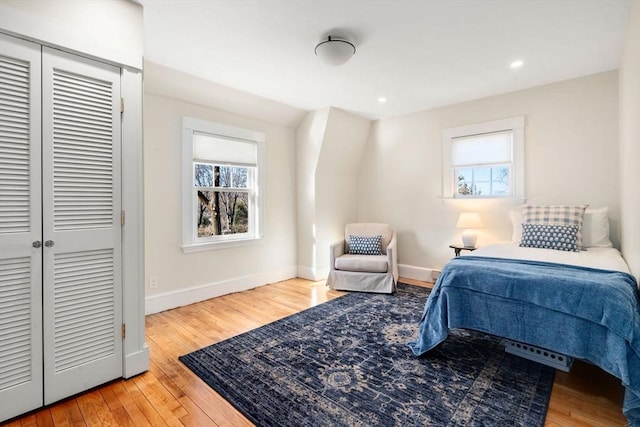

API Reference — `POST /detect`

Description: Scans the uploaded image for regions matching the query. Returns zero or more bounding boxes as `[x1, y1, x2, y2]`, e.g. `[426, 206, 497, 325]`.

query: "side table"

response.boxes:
[449, 244, 477, 257]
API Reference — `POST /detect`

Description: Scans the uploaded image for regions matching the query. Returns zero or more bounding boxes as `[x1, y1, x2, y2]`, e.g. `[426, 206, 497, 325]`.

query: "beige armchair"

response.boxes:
[326, 223, 398, 294]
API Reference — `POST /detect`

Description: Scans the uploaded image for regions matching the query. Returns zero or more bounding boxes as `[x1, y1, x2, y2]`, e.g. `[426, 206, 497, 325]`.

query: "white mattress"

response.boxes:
[465, 241, 631, 274]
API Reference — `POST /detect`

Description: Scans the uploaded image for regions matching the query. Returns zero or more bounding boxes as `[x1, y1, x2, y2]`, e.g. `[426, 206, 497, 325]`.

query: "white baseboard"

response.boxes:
[316, 265, 329, 280]
[297, 265, 316, 281]
[123, 345, 149, 378]
[145, 266, 298, 315]
[296, 265, 329, 281]
[398, 264, 437, 283]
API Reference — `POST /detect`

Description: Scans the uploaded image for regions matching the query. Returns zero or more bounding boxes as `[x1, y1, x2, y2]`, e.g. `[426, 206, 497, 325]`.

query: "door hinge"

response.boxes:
[121, 210, 125, 226]
[120, 97, 124, 113]
[122, 323, 126, 339]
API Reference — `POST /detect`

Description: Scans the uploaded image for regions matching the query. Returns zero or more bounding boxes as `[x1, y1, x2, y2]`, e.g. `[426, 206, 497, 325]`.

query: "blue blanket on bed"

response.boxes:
[407, 256, 640, 426]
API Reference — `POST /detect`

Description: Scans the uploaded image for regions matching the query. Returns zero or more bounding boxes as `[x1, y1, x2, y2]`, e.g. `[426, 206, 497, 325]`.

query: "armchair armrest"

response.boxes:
[329, 239, 345, 271]
[385, 232, 399, 282]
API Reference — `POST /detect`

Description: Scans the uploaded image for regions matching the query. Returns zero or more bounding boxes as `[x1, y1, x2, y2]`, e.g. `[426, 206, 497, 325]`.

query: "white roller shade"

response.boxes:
[193, 132, 257, 166]
[451, 130, 512, 167]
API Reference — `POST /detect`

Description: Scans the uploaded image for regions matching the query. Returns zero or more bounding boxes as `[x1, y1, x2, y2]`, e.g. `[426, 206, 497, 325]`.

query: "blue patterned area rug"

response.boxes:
[179, 283, 555, 426]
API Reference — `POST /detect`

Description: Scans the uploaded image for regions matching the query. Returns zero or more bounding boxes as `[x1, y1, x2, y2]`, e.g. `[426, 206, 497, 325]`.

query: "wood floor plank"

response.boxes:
[146, 363, 218, 427]
[107, 407, 134, 427]
[18, 415, 36, 427]
[1, 278, 627, 427]
[49, 403, 72, 426]
[34, 411, 54, 427]
[98, 387, 124, 414]
[59, 399, 85, 426]
[85, 389, 122, 427]
[120, 377, 169, 427]
[109, 382, 153, 427]
[130, 375, 184, 427]
[74, 392, 105, 427]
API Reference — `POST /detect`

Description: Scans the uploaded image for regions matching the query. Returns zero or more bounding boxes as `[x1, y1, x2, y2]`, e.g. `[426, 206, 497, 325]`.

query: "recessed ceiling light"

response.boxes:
[510, 60, 524, 69]
[377, 97, 387, 103]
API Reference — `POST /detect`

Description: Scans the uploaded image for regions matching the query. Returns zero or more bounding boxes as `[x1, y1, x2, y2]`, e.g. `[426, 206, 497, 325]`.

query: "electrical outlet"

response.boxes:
[149, 276, 158, 289]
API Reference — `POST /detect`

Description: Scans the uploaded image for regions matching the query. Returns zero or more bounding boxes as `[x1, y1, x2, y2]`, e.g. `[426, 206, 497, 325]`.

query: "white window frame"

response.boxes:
[442, 116, 525, 200]
[182, 117, 265, 253]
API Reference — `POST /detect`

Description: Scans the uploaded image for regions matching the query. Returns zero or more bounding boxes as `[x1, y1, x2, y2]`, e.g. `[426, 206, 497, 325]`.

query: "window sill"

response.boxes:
[181, 236, 263, 253]
[439, 196, 527, 206]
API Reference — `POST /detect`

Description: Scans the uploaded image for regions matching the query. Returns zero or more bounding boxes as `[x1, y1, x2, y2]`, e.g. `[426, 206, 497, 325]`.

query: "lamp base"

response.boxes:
[461, 231, 477, 247]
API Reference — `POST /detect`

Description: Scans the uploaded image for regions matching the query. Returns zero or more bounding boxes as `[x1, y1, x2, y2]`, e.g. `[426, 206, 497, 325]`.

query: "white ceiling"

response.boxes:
[140, 0, 630, 120]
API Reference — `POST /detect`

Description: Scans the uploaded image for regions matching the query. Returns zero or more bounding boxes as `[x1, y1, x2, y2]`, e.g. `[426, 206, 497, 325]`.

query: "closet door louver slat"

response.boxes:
[53, 249, 115, 372]
[52, 69, 113, 231]
[0, 53, 30, 235]
[0, 258, 32, 389]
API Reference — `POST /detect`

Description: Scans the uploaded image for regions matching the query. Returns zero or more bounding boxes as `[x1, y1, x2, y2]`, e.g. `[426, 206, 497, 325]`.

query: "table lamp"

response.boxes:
[456, 212, 483, 247]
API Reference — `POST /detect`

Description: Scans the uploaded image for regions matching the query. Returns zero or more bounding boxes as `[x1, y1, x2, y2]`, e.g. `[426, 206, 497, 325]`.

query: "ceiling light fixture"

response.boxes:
[315, 35, 356, 66]
[510, 60, 524, 69]
[377, 97, 387, 103]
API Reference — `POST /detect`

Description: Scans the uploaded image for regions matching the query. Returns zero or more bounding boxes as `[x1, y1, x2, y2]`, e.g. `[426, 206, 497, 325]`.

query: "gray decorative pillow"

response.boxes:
[520, 223, 579, 252]
[521, 205, 587, 249]
[349, 235, 383, 255]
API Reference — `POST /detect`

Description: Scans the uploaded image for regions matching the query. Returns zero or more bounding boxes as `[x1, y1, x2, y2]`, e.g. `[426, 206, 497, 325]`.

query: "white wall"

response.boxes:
[295, 108, 371, 280]
[144, 65, 302, 314]
[619, 1, 640, 280]
[0, 0, 143, 70]
[357, 71, 620, 272]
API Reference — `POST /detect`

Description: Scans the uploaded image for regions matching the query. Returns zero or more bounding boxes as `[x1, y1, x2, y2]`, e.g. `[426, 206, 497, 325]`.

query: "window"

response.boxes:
[442, 116, 524, 199]
[182, 117, 264, 252]
[453, 131, 512, 197]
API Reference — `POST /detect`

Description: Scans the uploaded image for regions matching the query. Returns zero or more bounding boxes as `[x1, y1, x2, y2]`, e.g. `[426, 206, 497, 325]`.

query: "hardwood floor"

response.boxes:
[2, 278, 626, 426]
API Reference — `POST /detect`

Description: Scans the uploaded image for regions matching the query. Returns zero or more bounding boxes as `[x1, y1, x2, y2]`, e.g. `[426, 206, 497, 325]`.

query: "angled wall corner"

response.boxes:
[295, 107, 372, 280]
[295, 108, 330, 279]
[144, 61, 306, 128]
[619, 1, 640, 280]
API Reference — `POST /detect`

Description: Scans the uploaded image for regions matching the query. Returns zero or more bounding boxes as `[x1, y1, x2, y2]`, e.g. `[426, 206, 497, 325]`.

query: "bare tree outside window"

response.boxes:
[458, 174, 480, 196]
[457, 166, 509, 197]
[194, 163, 251, 237]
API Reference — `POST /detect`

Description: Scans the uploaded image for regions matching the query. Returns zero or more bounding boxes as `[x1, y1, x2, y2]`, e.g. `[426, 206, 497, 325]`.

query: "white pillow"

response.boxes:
[582, 207, 612, 248]
[510, 206, 612, 248]
[509, 209, 523, 243]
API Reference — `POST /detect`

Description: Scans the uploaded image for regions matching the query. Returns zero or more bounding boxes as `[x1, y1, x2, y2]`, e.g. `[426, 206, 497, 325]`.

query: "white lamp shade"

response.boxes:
[315, 36, 356, 66]
[456, 212, 483, 229]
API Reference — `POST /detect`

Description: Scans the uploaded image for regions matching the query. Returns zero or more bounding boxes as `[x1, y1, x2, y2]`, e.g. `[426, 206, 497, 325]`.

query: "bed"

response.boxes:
[407, 207, 640, 426]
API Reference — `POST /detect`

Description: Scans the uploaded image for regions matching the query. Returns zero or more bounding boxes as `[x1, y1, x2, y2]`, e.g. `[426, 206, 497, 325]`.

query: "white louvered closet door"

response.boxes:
[0, 34, 44, 421]
[41, 47, 122, 404]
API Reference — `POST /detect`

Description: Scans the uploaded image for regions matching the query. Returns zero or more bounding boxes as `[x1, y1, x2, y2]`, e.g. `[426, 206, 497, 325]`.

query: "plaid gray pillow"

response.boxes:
[521, 205, 588, 249]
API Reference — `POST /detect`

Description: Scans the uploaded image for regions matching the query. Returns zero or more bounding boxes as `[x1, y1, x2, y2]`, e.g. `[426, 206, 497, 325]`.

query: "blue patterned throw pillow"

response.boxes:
[349, 235, 383, 255]
[520, 224, 579, 252]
